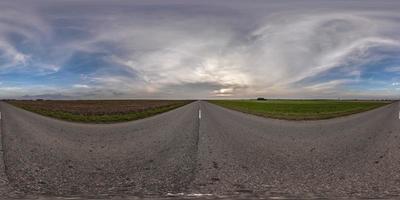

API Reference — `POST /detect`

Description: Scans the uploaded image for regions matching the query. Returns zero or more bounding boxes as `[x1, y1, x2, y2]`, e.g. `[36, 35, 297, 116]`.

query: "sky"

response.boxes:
[0, 0, 400, 99]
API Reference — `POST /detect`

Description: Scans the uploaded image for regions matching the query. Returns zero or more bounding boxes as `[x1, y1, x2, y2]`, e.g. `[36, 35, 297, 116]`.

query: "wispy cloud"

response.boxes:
[386, 67, 400, 73]
[73, 84, 90, 89]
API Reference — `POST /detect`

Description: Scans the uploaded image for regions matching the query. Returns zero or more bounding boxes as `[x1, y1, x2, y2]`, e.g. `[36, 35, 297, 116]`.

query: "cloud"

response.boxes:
[84, 10, 400, 98]
[73, 84, 90, 89]
[303, 79, 355, 91]
[0, 1, 400, 99]
[0, 2, 60, 76]
[213, 88, 234, 97]
[19, 93, 71, 100]
[386, 66, 400, 73]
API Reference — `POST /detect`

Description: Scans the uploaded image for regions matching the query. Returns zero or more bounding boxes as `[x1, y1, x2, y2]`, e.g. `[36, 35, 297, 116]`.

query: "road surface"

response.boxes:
[0, 101, 399, 199]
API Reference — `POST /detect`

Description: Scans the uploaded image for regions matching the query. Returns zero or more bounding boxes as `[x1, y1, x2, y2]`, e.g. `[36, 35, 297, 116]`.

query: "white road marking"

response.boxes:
[187, 193, 213, 197]
[198, 109, 202, 119]
[166, 193, 213, 197]
[166, 193, 184, 197]
[398, 111, 400, 120]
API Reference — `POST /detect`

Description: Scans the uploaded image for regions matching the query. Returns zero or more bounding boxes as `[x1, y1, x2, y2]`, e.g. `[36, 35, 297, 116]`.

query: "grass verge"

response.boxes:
[208, 100, 391, 120]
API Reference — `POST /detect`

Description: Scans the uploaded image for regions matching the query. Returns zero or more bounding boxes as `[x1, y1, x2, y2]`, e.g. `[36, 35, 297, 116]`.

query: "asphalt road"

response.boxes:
[0, 100, 399, 199]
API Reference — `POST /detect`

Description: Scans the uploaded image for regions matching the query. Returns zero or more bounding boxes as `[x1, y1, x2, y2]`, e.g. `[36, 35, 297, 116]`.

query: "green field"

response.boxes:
[209, 100, 391, 120]
[7, 100, 192, 123]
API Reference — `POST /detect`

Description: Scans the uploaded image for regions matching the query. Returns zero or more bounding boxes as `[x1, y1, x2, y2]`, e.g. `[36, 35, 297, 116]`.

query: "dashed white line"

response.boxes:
[198, 109, 202, 119]
[398, 111, 400, 120]
[166, 192, 184, 197]
[187, 193, 213, 197]
[166, 193, 213, 197]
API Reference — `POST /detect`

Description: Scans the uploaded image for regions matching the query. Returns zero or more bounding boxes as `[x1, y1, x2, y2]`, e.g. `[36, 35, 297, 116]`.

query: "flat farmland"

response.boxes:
[6, 100, 193, 123]
[209, 100, 392, 120]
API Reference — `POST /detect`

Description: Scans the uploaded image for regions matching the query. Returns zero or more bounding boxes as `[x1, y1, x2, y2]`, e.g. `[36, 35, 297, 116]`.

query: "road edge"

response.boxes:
[0, 102, 12, 197]
[0, 102, 28, 199]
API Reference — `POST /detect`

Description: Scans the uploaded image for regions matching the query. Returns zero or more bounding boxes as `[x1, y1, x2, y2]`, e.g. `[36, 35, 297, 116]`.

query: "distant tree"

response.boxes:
[257, 97, 266, 101]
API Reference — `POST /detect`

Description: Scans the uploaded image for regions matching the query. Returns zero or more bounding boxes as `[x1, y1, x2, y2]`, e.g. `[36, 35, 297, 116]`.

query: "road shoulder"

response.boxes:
[0, 104, 25, 199]
[0, 108, 10, 196]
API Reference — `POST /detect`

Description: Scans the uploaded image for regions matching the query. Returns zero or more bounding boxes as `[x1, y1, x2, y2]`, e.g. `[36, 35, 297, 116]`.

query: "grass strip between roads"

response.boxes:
[7, 100, 192, 123]
[209, 100, 391, 120]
